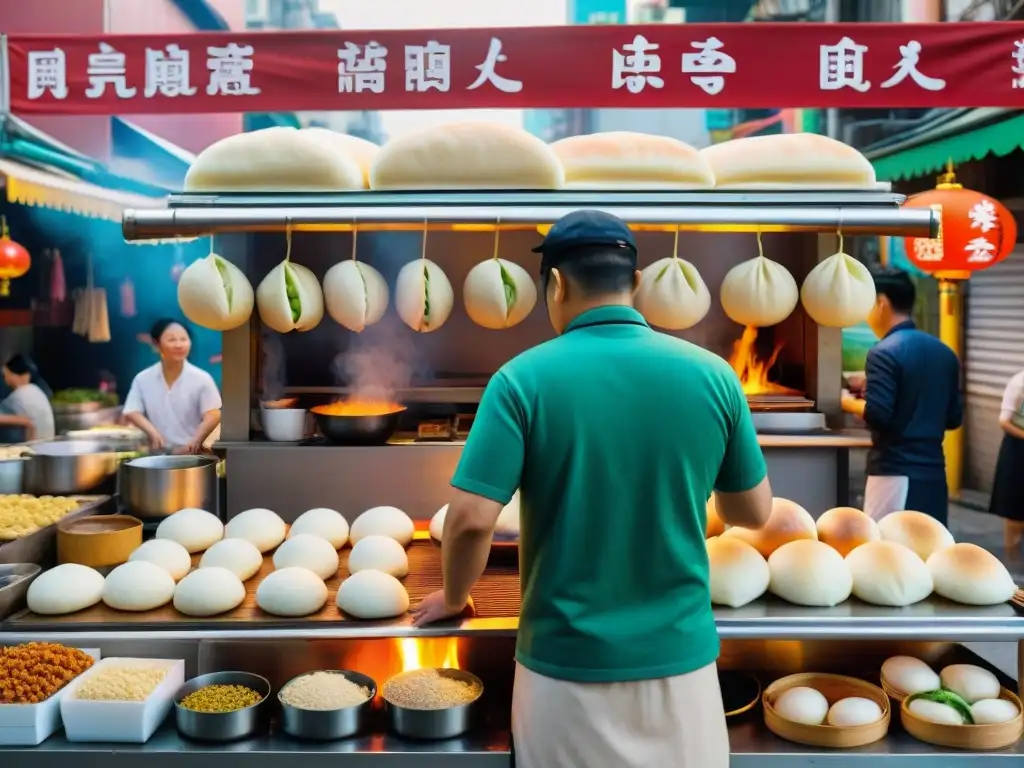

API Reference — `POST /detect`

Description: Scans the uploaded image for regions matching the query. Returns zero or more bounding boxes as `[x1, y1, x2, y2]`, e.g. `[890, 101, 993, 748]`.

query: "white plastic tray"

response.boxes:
[60, 657, 185, 743]
[0, 647, 101, 745]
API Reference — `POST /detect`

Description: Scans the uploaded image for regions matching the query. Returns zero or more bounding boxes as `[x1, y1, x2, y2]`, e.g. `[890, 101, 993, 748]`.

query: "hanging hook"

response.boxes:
[672, 224, 680, 259]
[492, 217, 501, 260]
[755, 229, 764, 258]
[420, 218, 428, 261]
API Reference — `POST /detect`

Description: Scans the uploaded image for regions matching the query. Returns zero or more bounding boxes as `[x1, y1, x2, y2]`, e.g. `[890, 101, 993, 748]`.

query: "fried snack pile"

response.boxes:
[0, 494, 79, 541]
[0, 642, 94, 704]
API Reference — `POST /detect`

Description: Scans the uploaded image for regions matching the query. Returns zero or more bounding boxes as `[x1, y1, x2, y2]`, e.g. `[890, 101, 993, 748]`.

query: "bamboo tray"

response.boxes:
[2, 539, 520, 630]
[763, 672, 890, 748]
[901, 688, 1024, 750]
[0, 496, 113, 566]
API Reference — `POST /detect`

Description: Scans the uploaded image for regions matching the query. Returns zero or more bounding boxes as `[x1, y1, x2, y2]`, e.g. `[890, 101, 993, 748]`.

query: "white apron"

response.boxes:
[511, 661, 730, 768]
[863, 475, 910, 521]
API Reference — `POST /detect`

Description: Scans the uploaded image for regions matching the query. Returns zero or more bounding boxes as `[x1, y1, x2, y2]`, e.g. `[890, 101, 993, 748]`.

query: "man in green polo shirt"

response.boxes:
[413, 210, 772, 768]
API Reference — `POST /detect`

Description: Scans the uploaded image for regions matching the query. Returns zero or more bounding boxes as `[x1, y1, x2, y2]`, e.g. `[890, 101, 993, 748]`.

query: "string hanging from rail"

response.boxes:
[351, 223, 358, 262]
[492, 218, 502, 261]
[836, 210, 845, 255]
[284, 219, 293, 263]
[420, 218, 428, 264]
[672, 224, 680, 261]
[755, 228, 764, 259]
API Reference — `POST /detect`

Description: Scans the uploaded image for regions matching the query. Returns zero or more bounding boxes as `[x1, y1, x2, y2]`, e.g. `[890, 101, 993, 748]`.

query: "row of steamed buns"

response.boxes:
[707, 501, 1017, 609]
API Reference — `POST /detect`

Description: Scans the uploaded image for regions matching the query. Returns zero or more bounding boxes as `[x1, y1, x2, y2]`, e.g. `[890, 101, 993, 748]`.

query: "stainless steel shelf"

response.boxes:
[122, 190, 938, 240]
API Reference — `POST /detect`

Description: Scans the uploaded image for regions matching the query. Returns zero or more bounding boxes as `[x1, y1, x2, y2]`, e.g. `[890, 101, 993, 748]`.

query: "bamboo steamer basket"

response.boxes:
[879, 673, 909, 705]
[763, 673, 890, 748]
[57, 514, 142, 568]
[901, 688, 1023, 750]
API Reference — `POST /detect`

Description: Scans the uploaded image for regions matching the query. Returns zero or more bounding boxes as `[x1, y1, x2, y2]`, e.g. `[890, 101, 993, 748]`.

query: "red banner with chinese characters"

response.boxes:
[6, 23, 1024, 115]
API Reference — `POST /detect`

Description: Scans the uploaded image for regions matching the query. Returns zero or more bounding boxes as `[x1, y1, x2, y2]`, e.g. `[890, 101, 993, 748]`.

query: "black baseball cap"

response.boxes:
[532, 210, 638, 269]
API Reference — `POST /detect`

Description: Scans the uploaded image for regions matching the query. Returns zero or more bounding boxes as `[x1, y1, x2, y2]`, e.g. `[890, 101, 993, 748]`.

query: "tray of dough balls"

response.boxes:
[705, 498, 1020, 615]
[2, 503, 519, 629]
[0, 494, 111, 566]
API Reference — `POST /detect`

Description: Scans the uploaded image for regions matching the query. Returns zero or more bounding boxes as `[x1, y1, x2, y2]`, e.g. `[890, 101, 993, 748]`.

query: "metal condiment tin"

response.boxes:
[384, 668, 483, 740]
[279, 669, 377, 741]
[173, 671, 271, 742]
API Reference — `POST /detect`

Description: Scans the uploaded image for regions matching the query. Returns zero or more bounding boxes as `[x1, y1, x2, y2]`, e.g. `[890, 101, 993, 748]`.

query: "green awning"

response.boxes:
[244, 113, 303, 132]
[869, 109, 1024, 183]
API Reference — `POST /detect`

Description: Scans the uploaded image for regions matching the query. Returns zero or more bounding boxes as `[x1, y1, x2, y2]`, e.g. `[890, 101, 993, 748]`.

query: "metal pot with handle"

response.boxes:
[119, 454, 218, 518]
[23, 440, 119, 495]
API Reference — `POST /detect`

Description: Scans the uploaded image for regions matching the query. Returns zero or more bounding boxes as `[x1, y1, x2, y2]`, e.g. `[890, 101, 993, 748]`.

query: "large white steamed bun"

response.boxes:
[462, 258, 537, 330]
[128, 539, 192, 582]
[273, 533, 340, 580]
[768, 539, 852, 607]
[635, 256, 711, 331]
[350, 506, 415, 547]
[322, 260, 389, 333]
[225, 507, 287, 553]
[336, 569, 410, 619]
[27, 563, 105, 615]
[256, 260, 324, 334]
[102, 561, 176, 611]
[173, 567, 245, 617]
[288, 507, 350, 549]
[348, 535, 409, 578]
[707, 537, 769, 608]
[800, 250, 877, 328]
[177, 253, 254, 332]
[156, 508, 224, 553]
[719, 255, 799, 328]
[395, 258, 454, 333]
[199, 538, 264, 581]
[257, 567, 328, 617]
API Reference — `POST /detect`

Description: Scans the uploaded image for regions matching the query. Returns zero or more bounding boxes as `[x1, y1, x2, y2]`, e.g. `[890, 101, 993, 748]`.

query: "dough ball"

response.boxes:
[635, 257, 711, 331]
[768, 539, 852, 607]
[350, 506, 414, 547]
[129, 539, 192, 582]
[463, 258, 537, 330]
[429, 504, 447, 541]
[173, 567, 245, 617]
[847, 541, 933, 607]
[878, 510, 954, 561]
[257, 567, 328, 617]
[495, 492, 521, 539]
[816, 507, 879, 557]
[705, 496, 725, 538]
[550, 131, 713, 189]
[348, 535, 409, 577]
[184, 127, 365, 192]
[256, 260, 324, 334]
[177, 253, 254, 332]
[927, 542, 1017, 606]
[322, 260, 389, 333]
[395, 259, 454, 333]
[773, 686, 829, 725]
[908, 698, 967, 725]
[370, 121, 563, 190]
[940, 664, 1001, 704]
[800, 251, 877, 328]
[27, 563, 105, 615]
[707, 537, 769, 608]
[225, 507, 287, 553]
[289, 507, 350, 549]
[880, 656, 940, 697]
[156, 508, 224, 553]
[336, 569, 410, 619]
[102, 561, 176, 612]
[301, 127, 378, 187]
[722, 497, 817, 558]
[273, 533, 340, 580]
[827, 697, 883, 727]
[971, 698, 1020, 725]
[200, 538, 264, 581]
[719, 255, 799, 328]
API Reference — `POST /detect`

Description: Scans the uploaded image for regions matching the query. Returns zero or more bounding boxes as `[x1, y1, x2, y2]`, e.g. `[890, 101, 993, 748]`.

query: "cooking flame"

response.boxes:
[311, 400, 406, 417]
[397, 637, 461, 673]
[728, 326, 799, 396]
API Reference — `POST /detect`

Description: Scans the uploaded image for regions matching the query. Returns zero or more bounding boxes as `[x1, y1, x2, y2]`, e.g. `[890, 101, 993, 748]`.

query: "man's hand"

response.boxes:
[841, 390, 867, 418]
[148, 431, 167, 452]
[411, 591, 474, 627]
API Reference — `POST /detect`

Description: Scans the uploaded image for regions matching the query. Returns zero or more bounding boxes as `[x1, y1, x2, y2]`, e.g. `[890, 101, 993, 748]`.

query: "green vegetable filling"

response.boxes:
[655, 260, 700, 292]
[423, 265, 431, 327]
[499, 264, 517, 313]
[908, 689, 974, 724]
[284, 265, 301, 323]
[214, 256, 234, 310]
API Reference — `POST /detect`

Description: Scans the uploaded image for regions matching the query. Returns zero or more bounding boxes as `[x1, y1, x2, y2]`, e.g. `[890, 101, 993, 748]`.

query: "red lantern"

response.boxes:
[902, 163, 1017, 280]
[0, 218, 31, 298]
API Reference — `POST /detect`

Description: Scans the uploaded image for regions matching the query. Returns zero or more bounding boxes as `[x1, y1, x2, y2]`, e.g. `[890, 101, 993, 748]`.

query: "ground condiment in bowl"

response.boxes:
[280, 671, 372, 711]
[179, 683, 263, 713]
[383, 669, 482, 710]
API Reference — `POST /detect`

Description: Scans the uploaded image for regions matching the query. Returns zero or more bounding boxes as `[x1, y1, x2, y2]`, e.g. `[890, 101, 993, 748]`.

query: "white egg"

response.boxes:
[880, 656, 940, 697]
[273, 533, 340, 580]
[908, 698, 966, 725]
[348, 535, 409, 577]
[199, 538, 264, 581]
[971, 698, 1020, 725]
[225, 507, 287, 553]
[288, 507, 349, 549]
[773, 686, 829, 726]
[128, 539, 192, 581]
[826, 697, 883, 727]
[940, 664, 1001, 704]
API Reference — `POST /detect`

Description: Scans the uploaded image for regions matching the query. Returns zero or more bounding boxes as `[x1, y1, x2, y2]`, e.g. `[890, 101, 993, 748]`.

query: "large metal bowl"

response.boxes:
[119, 454, 218, 518]
[383, 668, 483, 740]
[0, 457, 26, 494]
[311, 407, 405, 446]
[174, 671, 271, 742]
[279, 669, 377, 741]
[23, 440, 119, 495]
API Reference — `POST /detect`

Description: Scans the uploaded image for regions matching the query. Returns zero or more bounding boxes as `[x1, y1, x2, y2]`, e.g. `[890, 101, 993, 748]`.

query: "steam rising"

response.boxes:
[260, 330, 286, 402]
[331, 316, 422, 403]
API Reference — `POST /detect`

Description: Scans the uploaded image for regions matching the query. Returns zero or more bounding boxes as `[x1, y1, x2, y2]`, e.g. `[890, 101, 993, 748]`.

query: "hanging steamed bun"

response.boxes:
[800, 250, 877, 328]
[323, 260, 389, 332]
[720, 254, 799, 328]
[463, 258, 537, 330]
[635, 256, 711, 330]
[395, 259, 454, 333]
[257, 260, 324, 333]
[177, 253, 254, 331]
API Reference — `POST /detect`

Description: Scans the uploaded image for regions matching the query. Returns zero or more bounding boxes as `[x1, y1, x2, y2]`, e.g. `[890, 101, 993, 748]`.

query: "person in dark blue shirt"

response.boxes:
[841, 267, 963, 525]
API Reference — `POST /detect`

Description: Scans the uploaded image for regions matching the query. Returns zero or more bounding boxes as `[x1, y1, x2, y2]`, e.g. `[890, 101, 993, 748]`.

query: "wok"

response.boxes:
[311, 405, 406, 445]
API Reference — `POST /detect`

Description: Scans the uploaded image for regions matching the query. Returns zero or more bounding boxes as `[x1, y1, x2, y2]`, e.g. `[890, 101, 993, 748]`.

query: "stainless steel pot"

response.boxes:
[0, 458, 26, 494]
[23, 440, 119, 495]
[119, 454, 218, 518]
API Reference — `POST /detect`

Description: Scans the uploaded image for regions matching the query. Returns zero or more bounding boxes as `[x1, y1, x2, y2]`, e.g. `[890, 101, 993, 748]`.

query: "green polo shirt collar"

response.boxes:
[564, 305, 649, 332]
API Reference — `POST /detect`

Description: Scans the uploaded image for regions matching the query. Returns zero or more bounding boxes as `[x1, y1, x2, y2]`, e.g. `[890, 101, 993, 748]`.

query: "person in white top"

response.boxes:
[985, 369, 1024, 557]
[0, 354, 55, 442]
[123, 319, 222, 454]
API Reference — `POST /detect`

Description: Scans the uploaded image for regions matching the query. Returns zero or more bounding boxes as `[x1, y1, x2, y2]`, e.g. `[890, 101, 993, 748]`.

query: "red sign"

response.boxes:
[6, 23, 1024, 115]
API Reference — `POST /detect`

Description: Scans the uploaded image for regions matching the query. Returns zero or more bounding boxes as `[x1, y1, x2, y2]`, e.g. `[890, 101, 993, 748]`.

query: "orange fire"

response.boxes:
[397, 637, 461, 673]
[311, 401, 406, 417]
[728, 325, 799, 396]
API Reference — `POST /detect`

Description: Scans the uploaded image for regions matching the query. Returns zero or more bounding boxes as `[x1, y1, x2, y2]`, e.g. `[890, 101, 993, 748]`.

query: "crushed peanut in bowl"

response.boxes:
[179, 684, 263, 713]
[0, 642, 94, 704]
[280, 671, 372, 711]
[382, 669, 482, 711]
[76, 666, 168, 702]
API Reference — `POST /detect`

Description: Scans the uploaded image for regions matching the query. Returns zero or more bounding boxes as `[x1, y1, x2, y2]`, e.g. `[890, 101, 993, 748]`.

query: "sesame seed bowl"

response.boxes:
[278, 669, 377, 741]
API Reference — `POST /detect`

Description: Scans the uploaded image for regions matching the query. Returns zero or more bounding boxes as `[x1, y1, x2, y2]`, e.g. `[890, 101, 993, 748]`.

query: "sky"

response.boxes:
[319, 0, 570, 138]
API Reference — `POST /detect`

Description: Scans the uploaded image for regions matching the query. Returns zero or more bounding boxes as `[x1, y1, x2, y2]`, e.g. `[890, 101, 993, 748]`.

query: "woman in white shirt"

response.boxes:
[987, 369, 1024, 556]
[124, 319, 222, 454]
[0, 354, 55, 442]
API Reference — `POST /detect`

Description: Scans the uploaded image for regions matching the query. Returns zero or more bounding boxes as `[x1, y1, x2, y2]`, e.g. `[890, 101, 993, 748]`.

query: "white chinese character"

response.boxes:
[912, 238, 944, 263]
[338, 41, 388, 94]
[879, 41, 945, 91]
[1012, 40, 1024, 89]
[820, 37, 870, 93]
[969, 200, 998, 233]
[206, 43, 260, 96]
[144, 44, 197, 98]
[612, 35, 664, 94]
[681, 36, 736, 96]
[467, 37, 523, 94]
[405, 41, 450, 92]
[965, 237, 996, 264]
[85, 42, 136, 99]
[26, 49, 69, 100]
